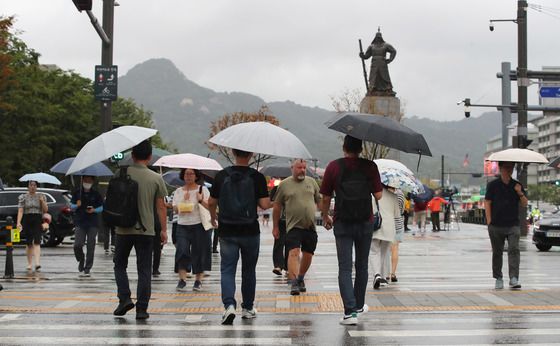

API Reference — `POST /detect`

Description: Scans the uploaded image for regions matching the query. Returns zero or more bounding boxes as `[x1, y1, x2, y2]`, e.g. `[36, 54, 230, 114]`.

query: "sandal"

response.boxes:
[390, 274, 398, 283]
[35, 265, 41, 272]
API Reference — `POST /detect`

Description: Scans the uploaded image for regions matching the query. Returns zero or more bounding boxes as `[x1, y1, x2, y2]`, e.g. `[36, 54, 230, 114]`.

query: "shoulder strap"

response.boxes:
[336, 158, 346, 187]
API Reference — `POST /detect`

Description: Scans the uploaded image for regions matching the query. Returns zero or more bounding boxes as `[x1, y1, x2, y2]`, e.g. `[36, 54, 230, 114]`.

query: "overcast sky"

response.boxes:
[3, 0, 560, 120]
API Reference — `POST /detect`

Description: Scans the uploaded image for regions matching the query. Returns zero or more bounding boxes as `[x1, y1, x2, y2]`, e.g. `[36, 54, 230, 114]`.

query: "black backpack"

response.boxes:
[335, 158, 373, 222]
[103, 167, 141, 229]
[218, 167, 257, 225]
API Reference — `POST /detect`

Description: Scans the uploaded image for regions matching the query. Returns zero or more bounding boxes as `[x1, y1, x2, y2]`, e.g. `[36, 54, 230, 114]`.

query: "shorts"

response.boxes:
[22, 213, 42, 245]
[285, 227, 318, 254]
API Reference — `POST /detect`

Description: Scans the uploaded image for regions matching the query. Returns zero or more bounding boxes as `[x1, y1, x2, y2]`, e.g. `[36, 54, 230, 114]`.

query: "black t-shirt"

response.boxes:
[485, 177, 526, 227]
[210, 166, 268, 236]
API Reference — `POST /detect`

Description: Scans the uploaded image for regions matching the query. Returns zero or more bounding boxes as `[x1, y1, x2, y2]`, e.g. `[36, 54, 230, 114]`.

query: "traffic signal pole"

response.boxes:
[100, 0, 114, 133]
[517, 0, 529, 236]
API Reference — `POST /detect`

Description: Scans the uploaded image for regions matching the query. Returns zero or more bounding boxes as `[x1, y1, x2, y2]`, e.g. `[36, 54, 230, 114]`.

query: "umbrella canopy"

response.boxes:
[50, 157, 113, 177]
[260, 164, 318, 179]
[208, 122, 313, 159]
[162, 171, 184, 187]
[67, 126, 158, 175]
[374, 159, 413, 175]
[487, 148, 548, 164]
[325, 112, 432, 156]
[412, 184, 434, 203]
[153, 153, 223, 171]
[19, 172, 62, 185]
[378, 167, 424, 194]
[118, 147, 173, 167]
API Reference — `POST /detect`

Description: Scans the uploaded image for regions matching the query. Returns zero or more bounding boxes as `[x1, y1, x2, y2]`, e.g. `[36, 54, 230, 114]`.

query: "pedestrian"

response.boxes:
[320, 135, 383, 326]
[272, 159, 321, 296]
[208, 148, 270, 325]
[371, 186, 399, 289]
[112, 140, 168, 320]
[427, 192, 448, 232]
[403, 195, 411, 231]
[270, 180, 287, 277]
[390, 188, 405, 283]
[172, 168, 211, 292]
[70, 175, 103, 277]
[484, 161, 527, 290]
[16, 180, 48, 272]
[412, 198, 428, 235]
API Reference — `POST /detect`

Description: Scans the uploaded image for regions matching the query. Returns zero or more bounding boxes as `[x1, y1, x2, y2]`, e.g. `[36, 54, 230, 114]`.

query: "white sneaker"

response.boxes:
[241, 307, 257, 319]
[221, 305, 236, 325]
[339, 312, 358, 325]
[356, 304, 369, 315]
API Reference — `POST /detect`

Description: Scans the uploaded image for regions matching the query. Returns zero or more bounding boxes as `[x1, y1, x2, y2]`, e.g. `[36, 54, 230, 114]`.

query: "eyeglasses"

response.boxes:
[184, 172, 196, 176]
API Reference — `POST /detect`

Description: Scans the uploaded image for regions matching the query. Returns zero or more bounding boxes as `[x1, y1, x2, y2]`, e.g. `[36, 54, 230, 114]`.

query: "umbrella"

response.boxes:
[412, 184, 434, 203]
[153, 153, 223, 171]
[325, 112, 432, 156]
[208, 122, 313, 159]
[19, 173, 62, 185]
[162, 171, 184, 187]
[374, 159, 413, 175]
[486, 148, 548, 164]
[50, 157, 114, 176]
[118, 147, 173, 167]
[260, 164, 318, 178]
[549, 156, 560, 168]
[67, 126, 158, 175]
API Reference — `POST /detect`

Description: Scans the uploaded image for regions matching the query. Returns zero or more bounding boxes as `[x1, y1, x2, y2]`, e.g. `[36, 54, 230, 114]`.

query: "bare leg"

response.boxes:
[179, 269, 188, 280]
[391, 242, 399, 275]
[287, 248, 301, 281]
[299, 252, 313, 276]
[26, 246, 33, 269]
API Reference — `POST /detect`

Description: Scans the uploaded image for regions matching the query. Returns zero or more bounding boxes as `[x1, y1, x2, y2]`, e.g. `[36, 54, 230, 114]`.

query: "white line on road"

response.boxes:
[54, 300, 81, 309]
[349, 328, 560, 337]
[0, 314, 21, 321]
[0, 337, 292, 345]
[0, 324, 290, 331]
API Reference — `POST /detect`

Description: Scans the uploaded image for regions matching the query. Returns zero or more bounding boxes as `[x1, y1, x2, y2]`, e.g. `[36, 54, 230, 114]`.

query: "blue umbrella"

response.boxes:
[50, 157, 114, 177]
[162, 171, 183, 187]
[412, 184, 434, 203]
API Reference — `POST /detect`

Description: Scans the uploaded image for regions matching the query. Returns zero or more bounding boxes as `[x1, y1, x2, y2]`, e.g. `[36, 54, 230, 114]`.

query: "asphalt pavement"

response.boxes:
[0, 221, 559, 345]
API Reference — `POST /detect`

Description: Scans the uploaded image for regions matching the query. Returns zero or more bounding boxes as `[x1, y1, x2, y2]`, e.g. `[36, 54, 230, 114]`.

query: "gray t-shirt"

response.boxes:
[274, 176, 320, 232]
[115, 163, 167, 236]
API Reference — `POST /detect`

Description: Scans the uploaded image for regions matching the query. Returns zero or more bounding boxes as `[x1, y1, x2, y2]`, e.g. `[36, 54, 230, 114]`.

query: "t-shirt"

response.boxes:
[115, 163, 168, 236]
[274, 176, 320, 232]
[173, 186, 210, 226]
[210, 166, 268, 236]
[319, 157, 383, 221]
[18, 193, 43, 215]
[71, 188, 103, 227]
[485, 177, 526, 227]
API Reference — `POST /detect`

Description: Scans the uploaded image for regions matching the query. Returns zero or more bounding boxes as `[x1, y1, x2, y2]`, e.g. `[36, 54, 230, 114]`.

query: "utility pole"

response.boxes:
[441, 155, 445, 189]
[500, 62, 512, 149]
[100, 0, 115, 133]
[517, 0, 529, 236]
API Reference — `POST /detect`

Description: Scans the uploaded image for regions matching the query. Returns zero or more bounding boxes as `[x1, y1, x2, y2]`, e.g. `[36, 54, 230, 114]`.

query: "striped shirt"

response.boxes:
[394, 189, 405, 232]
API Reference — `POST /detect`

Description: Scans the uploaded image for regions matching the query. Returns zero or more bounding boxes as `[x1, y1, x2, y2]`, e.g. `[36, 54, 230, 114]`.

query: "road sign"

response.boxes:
[539, 86, 560, 98]
[94, 65, 118, 101]
[111, 152, 124, 162]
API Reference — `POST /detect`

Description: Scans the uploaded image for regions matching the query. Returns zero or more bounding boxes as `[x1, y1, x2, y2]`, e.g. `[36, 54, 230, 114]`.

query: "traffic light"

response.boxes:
[72, 0, 92, 12]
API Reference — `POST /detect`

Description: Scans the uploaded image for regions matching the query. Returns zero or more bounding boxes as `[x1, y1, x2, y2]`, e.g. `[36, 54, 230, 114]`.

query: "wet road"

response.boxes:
[1, 222, 559, 345]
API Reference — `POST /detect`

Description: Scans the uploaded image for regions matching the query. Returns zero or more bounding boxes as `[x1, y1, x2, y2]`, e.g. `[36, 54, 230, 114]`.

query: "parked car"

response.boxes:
[0, 188, 74, 247]
[532, 209, 560, 251]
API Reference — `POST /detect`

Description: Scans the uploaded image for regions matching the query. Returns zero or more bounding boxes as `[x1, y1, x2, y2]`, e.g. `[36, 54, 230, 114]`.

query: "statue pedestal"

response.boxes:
[359, 95, 402, 160]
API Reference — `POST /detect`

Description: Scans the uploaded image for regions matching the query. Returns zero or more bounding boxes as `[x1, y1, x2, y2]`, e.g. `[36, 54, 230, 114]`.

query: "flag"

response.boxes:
[463, 154, 470, 168]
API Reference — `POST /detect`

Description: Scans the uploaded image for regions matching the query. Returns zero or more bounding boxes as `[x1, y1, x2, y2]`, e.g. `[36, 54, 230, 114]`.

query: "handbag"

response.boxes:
[373, 199, 382, 231]
[197, 186, 213, 231]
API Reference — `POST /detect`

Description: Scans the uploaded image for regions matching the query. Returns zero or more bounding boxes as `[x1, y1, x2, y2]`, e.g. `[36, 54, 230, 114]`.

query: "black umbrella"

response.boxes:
[549, 155, 560, 168]
[260, 164, 318, 179]
[325, 112, 432, 156]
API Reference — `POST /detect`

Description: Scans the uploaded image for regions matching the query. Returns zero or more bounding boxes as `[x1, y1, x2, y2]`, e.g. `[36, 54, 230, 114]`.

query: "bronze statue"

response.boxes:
[359, 29, 397, 96]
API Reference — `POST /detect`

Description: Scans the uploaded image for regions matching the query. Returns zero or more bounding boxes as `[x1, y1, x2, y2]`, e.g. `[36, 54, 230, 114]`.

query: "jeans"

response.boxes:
[333, 221, 374, 315]
[73, 225, 98, 272]
[488, 225, 520, 280]
[272, 220, 287, 270]
[113, 234, 153, 310]
[220, 234, 260, 310]
[175, 224, 205, 274]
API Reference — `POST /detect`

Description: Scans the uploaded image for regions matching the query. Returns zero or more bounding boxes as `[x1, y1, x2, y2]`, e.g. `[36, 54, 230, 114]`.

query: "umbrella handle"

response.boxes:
[416, 152, 422, 172]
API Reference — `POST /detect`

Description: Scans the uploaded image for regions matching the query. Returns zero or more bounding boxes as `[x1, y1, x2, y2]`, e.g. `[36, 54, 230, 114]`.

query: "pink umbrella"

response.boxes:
[152, 153, 223, 171]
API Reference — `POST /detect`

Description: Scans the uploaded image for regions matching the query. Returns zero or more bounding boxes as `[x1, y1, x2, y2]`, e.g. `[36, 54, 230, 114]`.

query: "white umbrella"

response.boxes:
[153, 153, 223, 171]
[374, 159, 413, 174]
[487, 148, 548, 164]
[20, 172, 62, 185]
[208, 122, 313, 159]
[67, 126, 158, 175]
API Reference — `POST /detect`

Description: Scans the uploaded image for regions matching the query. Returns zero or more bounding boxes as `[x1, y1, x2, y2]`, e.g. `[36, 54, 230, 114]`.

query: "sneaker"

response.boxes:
[241, 307, 257, 319]
[113, 299, 135, 316]
[373, 274, 381, 289]
[104, 249, 110, 255]
[356, 304, 369, 315]
[298, 280, 307, 293]
[221, 305, 236, 325]
[272, 268, 282, 276]
[176, 279, 187, 292]
[79, 270, 91, 278]
[339, 312, 358, 325]
[509, 277, 521, 289]
[495, 278, 504, 289]
[390, 274, 398, 283]
[152, 270, 161, 277]
[136, 309, 149, 320]
[290, 282, 300, 296]
[193, 280, 202, 291]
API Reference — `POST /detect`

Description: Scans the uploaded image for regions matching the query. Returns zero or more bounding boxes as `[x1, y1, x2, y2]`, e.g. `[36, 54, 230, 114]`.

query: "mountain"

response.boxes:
[119, 58, 501, 182]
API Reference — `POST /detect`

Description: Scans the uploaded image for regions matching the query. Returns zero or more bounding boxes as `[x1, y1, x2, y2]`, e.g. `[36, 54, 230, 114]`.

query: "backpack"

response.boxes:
[103, 167, 141, 229]
[218, 167, 257, 225]
[335, 158, 373, 222]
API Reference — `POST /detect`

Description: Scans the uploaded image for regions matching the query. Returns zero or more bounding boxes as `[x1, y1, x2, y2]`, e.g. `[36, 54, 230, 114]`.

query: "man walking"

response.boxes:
[112, 140, 168, 320]
[208, 149, 270, 325]
[320, 135, 382, 325]
[71, 175, 103, 277]
[273, 159, 321, 296]
[484, 161, 527, 290]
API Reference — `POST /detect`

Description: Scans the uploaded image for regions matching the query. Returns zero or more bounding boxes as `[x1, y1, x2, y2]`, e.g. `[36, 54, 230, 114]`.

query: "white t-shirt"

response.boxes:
[173, 186, 210, 226]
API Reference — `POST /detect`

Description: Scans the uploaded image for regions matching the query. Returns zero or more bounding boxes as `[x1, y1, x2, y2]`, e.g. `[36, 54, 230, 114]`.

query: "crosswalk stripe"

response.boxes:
[0, 324, 290, 331]
[349, 328, 560, 337]
[0, 337, 292, 345]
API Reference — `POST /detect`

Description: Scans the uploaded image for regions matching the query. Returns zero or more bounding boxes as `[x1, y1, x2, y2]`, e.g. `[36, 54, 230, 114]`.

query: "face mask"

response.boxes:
[82, 183, 93, 190]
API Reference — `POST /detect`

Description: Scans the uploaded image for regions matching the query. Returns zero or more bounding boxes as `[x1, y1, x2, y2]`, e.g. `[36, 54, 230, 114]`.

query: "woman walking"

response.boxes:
[172, 169, 211, 291]
[16, 181, 48, 272]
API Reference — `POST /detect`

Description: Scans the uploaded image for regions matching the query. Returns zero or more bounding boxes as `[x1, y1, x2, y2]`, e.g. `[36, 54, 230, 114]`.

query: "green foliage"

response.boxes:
[526, 184, 560, 206]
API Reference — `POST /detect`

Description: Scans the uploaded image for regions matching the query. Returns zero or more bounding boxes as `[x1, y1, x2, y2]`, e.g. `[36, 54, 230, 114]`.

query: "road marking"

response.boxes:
[0, 324, 291, 331]
[54, 300, 81, 309]
[0, 314, 21, 321]
[349, 328, 560, 337]
[0, 337, 292, 345]
[477, 293, 514, 306]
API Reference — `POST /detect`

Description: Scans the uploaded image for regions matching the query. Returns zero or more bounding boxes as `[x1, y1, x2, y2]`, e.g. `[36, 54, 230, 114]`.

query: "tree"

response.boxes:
[527, 184, 560, 206]
[207, 105, 279, 166]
